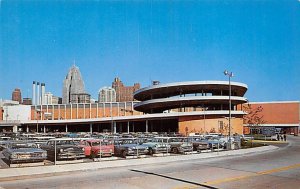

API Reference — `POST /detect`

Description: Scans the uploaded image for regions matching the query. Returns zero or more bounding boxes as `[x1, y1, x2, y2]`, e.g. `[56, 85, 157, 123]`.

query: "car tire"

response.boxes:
[90, 152, 97, 159]
[148, 148, 154, 155]
[172, 148, 179, 154]
[121, 150, 127, 158]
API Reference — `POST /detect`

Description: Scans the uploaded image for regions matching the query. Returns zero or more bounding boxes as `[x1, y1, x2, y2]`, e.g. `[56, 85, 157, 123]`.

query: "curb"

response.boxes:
[249, 140, 288, 144]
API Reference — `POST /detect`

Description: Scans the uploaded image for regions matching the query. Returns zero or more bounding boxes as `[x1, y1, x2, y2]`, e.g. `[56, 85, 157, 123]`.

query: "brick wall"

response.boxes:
[178, 115, 244, 136]
[245, 102, 300, 124]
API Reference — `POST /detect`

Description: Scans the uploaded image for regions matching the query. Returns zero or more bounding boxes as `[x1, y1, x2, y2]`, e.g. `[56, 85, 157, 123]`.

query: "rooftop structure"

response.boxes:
[134, 80, 248, 113]
[62, 65, 86, 104]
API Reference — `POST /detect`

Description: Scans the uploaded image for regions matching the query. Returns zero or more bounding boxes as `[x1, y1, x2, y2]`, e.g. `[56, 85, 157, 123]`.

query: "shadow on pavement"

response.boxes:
[130, 169, 218, 189]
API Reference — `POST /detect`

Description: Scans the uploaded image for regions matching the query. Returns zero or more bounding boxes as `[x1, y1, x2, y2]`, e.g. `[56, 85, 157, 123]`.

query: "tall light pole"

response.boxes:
[224, 70, 233, 150]
[203, 106, 208, 134]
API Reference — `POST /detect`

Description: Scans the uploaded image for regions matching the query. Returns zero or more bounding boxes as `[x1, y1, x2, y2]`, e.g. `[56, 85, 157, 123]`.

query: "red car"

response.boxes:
[79, 139, 114, 158]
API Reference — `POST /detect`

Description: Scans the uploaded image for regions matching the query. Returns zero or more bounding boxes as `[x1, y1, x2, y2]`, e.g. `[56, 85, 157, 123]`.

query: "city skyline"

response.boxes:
[1, 1, 299, 102]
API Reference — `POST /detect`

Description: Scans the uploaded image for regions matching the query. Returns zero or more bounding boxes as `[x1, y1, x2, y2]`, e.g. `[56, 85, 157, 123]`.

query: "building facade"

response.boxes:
[70, 93, 91, 104]
[12, 88, 22, 104]
[98, 87, 116, 102]
[44, 92, 61, 105]
[44, 92, 54, 105]
[243, 101, 300, 135]
[112, 77, 140, 102]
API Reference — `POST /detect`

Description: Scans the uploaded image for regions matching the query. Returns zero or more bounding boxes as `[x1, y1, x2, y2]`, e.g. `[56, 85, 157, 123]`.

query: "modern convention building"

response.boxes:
[133, 80, 248, 135]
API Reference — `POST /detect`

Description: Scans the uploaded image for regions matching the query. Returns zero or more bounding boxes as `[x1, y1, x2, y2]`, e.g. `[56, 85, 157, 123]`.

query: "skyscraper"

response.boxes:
[12, 88, 22, 104]
[112, 77, 140, 102]
[62, 65, 87, 104]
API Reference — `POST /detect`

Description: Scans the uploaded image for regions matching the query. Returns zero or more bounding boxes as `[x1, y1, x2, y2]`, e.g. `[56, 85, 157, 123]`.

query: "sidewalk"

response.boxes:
[0, 145, 278, 181]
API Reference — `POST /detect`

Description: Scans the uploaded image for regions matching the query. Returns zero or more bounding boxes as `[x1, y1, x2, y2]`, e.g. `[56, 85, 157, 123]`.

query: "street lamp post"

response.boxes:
[224, 70, 233, 150]
[203, 106, 208, 134]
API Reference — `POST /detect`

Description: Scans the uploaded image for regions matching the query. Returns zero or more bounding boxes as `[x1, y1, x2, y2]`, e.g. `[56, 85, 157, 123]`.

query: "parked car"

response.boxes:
[40, 138, 85, 161]
[2, 142, 47, 164]
[204, 137, 225, 149]
[114, 138, 149, 158]
[140, 138, 171, 155]
[196, 142, 210, 152]
[0, 140, 10, 151]
[241, 135, 254, 141]
[188, 137, 209, 151]
[79, 139, 114, 158]
[154, 137, 193, 154]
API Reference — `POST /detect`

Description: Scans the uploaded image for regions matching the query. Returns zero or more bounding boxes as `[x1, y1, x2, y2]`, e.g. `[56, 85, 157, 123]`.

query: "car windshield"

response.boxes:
[152, 138, 168, 143]
[169, 138, 188, 142]
[91, 140, 113, 146]
[10, 143, 38, 149]
[56, 140, 78, 145]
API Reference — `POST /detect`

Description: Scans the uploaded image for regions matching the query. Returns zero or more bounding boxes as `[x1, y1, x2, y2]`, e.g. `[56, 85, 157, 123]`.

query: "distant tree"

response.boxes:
[209, 127, 216, 133]
[243, 104, 266, 134]
[221, 123, 230, 136]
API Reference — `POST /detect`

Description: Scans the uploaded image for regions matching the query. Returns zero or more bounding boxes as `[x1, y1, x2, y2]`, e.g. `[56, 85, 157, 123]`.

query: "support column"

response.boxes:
[76, 104, 78, 119]
[150, 122, 153, 132]
[146, 120, 148, 133]
[89, 103, 92, 118]
[111, 121, 113, 133]
[84, 104, 86, 119]
[65, 125, 68, 133]
[26, 126, 29, 133]
[113, 122, 117, 134]
[43, 125, 46, 133]
[133, 122, 135, 132]
[64, 104, 66, 119]
[13, 125, 18, 133]
[90, 123, 93, 134]
[96, 103, 99, 118]
[70, 104, 72, 119]
[120, 123, 122, 133]
[127, 122, 130, 134]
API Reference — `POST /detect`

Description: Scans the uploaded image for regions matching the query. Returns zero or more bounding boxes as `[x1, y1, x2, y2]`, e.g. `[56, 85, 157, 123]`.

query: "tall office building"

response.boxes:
[112, 77, 140, 102]
[12, 88, 22, 104]
[98, 87, 116, 102]
[62, 65, 89, 104]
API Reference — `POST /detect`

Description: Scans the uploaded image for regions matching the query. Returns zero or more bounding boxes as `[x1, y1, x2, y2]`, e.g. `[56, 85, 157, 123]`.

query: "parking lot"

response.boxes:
[0, 132, 244, 168]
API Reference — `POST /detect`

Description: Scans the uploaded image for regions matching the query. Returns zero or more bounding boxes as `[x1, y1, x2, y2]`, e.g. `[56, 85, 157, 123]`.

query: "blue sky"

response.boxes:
[1, 0, 299, 102]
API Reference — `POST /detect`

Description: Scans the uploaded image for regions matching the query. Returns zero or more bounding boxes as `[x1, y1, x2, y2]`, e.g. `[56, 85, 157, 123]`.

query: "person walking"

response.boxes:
[284, 134, 287, 141]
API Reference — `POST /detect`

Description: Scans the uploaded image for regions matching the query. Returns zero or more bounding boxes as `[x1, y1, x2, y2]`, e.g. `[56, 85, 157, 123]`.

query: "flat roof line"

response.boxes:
[249, 101, 300, 104]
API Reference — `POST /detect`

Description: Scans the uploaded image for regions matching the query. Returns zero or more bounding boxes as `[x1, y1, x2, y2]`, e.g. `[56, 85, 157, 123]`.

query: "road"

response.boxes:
[1, 136, 300, 189]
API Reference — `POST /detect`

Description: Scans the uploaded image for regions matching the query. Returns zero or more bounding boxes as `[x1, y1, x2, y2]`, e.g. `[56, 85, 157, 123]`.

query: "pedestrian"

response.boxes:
[277, 133, 280, 141]
[280, 134, 283, 141]
[284, 134, 287, 141]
